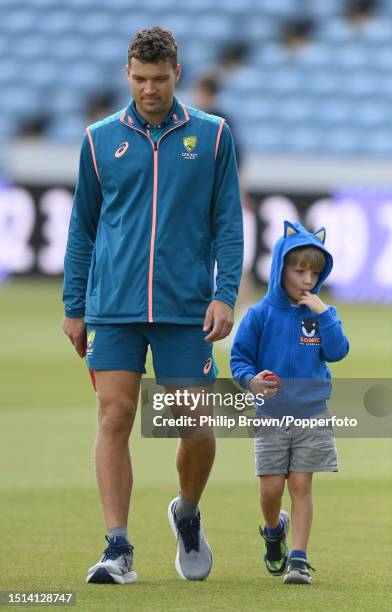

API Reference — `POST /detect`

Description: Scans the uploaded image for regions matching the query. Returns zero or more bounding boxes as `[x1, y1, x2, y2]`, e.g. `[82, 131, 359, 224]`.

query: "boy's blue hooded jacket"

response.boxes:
[230, 221, 349, 417]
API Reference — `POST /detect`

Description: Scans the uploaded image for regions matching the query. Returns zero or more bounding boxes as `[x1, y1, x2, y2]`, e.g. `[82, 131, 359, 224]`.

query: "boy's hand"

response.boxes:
[297, 291, 328, 314]
[249, 370, 279, 398]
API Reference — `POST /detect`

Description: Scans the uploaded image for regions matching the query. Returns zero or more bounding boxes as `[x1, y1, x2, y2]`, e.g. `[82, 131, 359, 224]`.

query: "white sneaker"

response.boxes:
[86, 536, 138, 584]
[168, 497, 213, 580]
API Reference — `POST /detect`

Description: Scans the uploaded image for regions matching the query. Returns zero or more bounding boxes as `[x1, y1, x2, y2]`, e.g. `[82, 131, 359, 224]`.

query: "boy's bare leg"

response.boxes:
[287, 472, 313, 551]
[259, 475, 286, 527]
[94, 371, 142, 529]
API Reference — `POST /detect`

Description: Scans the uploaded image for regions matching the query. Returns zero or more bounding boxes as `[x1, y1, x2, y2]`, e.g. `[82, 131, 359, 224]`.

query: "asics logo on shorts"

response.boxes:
[203, 358, 213, 375]
[115, 141, 129, 158]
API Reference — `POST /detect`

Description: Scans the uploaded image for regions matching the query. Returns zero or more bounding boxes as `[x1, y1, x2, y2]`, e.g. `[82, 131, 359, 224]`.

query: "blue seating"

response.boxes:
[323, 127, 360, 155]
[316, 98, 354, 126]
[24, 59, 59, 91]
[358, 18, 392, 43]
[318, 18, 358, 44]
[308, 0, 344, 18]
[1, 0, 392, 155]
[1, 85, 43, 121]
[0, 60, 20, 85]
[240, 124, 286, 153]
[338, 44, 373, 69]
[354, 102, 390, 128]
[364, 130, 392, 156]
[241, 16, 278, 44]
[60, 61, 107, 94]
[294, 43, 336, 69]
[36, 9, 76, 36]
[6, 8, 38, 34]
[45, 114, 86, 142]
[266, 68, 308, 95]
[221, 67, 266, 96]
[250, 43, 291, 68]
[251, 0, 298, 18]
[284, 125, 325, 154]
[190, 15, 235, 42]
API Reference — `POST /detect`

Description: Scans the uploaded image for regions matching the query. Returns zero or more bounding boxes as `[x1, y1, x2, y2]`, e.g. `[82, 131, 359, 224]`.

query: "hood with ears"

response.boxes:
[267, 220, 333, 308]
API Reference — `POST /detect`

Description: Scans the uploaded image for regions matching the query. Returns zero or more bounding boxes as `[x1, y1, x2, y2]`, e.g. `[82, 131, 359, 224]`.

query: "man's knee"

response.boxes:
[97, 391, 136, 436]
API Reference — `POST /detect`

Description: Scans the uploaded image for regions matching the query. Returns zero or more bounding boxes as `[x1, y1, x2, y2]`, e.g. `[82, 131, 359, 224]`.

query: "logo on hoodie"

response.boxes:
[300, 318, 320, 346]
[182, 136, 198, 159]
[115, 141, 129, 158]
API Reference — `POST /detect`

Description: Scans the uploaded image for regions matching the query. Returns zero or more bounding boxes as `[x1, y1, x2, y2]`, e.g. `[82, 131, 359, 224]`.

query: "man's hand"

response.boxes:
[62, 317, 87, 358]
[249, 370, 279, 398]
[297, 291, 327, 315]
[203, 300, 234, 342]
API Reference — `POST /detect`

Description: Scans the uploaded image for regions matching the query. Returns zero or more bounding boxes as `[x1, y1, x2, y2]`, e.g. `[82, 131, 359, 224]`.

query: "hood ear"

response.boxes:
[284, 220, 300, 238]
[314, 227, 326, 244]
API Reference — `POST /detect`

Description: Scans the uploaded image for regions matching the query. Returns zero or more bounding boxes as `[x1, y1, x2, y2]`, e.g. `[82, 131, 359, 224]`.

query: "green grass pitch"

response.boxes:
[0, 279, 391, 611]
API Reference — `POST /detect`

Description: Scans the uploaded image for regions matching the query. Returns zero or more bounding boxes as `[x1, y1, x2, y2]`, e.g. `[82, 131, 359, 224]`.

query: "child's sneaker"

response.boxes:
[283, 557, 315, 584]
[259, 510, 290, 576]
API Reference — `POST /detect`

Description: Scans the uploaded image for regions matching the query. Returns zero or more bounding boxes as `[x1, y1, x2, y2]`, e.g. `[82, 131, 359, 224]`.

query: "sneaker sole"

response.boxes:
[284, 570, 312, 585]
[86, 567, 138, 585]
[168, 497, 213, 581]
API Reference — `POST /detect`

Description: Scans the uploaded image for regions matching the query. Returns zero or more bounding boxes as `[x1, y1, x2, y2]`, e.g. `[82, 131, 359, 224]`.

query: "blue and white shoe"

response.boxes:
[86, 536, 138, 584]
[168, 497, 213, 580]
[283, 557, 315, 584]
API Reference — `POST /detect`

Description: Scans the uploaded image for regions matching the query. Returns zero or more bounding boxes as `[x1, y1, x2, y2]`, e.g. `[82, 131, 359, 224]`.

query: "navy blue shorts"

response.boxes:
[85, 323, 217, 386]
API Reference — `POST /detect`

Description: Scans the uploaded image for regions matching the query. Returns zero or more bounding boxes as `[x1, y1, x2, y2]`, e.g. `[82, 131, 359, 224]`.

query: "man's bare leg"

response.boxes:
[94, 371, 142, 529]
[167, 386, 215, 580]
[176, 436, 216, 503]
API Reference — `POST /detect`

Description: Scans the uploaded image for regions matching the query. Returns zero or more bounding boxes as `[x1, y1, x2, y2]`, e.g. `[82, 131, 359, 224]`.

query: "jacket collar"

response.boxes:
[120, 96, 189, 130]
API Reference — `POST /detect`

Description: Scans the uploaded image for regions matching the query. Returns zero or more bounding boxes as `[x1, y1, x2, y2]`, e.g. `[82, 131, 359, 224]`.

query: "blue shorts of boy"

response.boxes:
[254, 410, 338, 476]
[85, 323, 217, 386]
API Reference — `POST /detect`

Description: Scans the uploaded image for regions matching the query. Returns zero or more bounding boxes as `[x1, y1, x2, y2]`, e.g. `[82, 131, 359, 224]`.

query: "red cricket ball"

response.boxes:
[264, 373, 282, 389]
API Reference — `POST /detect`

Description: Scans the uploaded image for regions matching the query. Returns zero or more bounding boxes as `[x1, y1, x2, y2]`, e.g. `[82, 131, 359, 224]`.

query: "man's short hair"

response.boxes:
[285, 246, 326, 273]
[128, 26, 178, 67]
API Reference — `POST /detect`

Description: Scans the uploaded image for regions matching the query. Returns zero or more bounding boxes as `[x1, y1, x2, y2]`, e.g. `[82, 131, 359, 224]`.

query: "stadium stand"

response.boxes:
[1, 0, 391, 155]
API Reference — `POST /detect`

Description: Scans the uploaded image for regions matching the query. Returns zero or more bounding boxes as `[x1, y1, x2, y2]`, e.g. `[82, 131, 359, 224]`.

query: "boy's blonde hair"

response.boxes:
[285, 246, 326, 274]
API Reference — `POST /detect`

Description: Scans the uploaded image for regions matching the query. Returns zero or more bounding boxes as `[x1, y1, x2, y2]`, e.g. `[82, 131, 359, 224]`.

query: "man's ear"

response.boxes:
[175, 64, 181, 82]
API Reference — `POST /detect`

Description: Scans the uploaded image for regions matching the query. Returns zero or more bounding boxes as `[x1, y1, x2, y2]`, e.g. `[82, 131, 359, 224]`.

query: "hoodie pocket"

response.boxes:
[91, 248, 107, 294]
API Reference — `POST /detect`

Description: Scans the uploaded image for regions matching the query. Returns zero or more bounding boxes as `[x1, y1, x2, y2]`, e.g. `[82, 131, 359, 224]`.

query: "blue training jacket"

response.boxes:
[63, 97, 243, 324]
[230, 221, 349, 417]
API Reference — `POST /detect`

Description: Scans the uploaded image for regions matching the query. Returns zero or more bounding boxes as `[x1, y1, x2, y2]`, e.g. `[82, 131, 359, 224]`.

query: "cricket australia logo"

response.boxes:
[300, 318, 320, 346]
[86, 329, 96, 356]
[182, 136, 198, 159]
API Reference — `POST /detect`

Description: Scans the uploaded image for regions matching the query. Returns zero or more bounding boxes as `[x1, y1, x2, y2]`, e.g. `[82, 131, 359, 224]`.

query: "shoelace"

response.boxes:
[102, 535, 133, 561]
[176, 514, 201, 553]
[289, 557, 316, 572]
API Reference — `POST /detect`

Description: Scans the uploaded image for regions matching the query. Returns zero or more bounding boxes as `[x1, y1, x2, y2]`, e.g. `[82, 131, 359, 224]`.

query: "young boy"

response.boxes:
[230, 220, 349, 584]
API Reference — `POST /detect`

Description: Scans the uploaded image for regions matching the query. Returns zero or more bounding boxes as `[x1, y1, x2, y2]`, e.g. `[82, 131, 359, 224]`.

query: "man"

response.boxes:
[62, 26, 243, 584]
